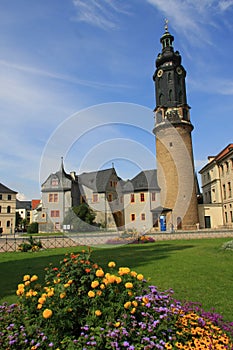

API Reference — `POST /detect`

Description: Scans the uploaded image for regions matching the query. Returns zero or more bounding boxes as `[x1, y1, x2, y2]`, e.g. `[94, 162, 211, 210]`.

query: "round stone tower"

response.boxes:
[153, 22, 199, 230]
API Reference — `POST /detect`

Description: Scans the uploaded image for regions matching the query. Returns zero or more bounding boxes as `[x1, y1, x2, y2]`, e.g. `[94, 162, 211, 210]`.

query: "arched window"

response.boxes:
[169, 89, 173, 101]
[168, 72, 172, 82]
[7, 220, 10, 227]
[7, 206, 11, 213]
[159, 93, 164, 105]
[177, 217, 182, 230]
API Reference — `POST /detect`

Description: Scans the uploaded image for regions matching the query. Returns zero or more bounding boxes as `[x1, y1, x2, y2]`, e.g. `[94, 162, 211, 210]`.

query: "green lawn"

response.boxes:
[0, 237, 232, 321]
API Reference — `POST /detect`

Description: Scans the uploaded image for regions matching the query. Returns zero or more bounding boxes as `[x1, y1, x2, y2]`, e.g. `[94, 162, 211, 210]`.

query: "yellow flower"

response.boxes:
[16, 289, 24, 296]
[53, 278, 61, 284]
[23, 275, 30, 282]
[60, 292, 66, 299]
[130, 271, 137, 277]
[37, 303, 43, 309]
[128, 291, 133, 296]
[107, 274, 116, 283]
[38, 297, 46, 304]
[132, 300, 138, 307]
[142, 296, 149, 304]
[67, 279, 73, 285]
[95, 310, 102, 316]
[124, 301, 132, 309]
[165, 343, 173, 349]
[131, 307, 136, 314]
[30, 275, 38, 282]
[42, 308, 53, 319]
[91, 280, 99, 288]
[96, 269, 104, 277]
[97, 290, 102, 296]
[100, 283, 105, 290]
[64, 283, 70, 288]
[125, 282, 133, 289]
[88, 290, 95, 298]
[18, 283, 25, 289]
[24, 280, 30, 286]
[118, 267, 130, 275]
[108, 261, 116, 268]
[115, 276, 122, 284]
[137, 274, 144, 281]
[115, 322, 121, 327]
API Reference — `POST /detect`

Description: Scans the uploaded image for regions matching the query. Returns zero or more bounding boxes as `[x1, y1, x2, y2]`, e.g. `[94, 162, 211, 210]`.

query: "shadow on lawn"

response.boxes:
[0, 242, 194, 301]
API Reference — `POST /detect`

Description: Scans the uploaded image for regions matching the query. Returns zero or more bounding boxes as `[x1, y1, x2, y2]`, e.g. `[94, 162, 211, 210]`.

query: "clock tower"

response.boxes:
[153, 22, 199, 230]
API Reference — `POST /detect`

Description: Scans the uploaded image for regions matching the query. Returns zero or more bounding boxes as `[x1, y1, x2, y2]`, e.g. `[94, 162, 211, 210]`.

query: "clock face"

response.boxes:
[176, 67, 182, 75]
[157, 69, 163, 78]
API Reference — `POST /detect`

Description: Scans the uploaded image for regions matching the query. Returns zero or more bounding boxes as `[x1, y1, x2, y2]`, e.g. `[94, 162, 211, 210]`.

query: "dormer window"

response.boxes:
[51, 178, 59, 186]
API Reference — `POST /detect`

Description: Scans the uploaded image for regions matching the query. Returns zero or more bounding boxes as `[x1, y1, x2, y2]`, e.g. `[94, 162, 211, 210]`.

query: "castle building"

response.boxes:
[199, 144, 233, 228]
[0, 182, 17, 234]
[153, 23, 199, 230]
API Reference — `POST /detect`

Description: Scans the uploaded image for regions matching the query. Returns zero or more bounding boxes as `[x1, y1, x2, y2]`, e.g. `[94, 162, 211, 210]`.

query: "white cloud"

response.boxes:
[72, 0, 130, 29]
[146, 0, 233, 45]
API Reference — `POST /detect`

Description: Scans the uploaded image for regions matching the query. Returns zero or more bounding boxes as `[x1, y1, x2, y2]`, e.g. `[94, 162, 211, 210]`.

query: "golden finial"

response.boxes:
[165, 18, 168, 32]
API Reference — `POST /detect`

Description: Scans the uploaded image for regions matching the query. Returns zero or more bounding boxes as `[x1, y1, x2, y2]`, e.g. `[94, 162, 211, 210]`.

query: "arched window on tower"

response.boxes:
[168, 72, 172, 83]
[159, 93, 164, 105]
[177, 217, 182, 230]
[169, 89, 173, 102]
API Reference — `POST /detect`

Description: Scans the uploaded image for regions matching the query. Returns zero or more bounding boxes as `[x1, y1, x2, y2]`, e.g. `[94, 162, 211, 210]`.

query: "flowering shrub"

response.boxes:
[18, 235, 43, 252]
[1, 249, 233, 349]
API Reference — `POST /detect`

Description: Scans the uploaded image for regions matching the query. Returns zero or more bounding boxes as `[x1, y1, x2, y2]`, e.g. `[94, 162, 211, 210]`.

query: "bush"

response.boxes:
[18, 235, 42, 252]
[1, 250, 233, 349]
[27, 222, 39, 234]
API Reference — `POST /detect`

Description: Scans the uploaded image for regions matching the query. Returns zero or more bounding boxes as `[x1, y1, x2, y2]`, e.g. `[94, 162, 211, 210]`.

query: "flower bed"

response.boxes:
[0, 249, 233, 349]
[106, 234, 155, 245]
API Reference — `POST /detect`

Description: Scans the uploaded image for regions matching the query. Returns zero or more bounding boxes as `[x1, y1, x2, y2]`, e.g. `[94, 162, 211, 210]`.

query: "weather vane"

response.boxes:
[164, 18, 168, 32]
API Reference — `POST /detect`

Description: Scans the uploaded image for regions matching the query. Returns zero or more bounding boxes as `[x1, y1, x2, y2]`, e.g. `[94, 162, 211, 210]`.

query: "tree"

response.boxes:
[63, 204, 97, 232]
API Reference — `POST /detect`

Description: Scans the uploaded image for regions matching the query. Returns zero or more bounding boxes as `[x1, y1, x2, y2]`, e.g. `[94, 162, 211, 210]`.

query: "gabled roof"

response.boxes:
[32, 199, 41, 210]
[123, 169, 160, 192]
[79, 168, 119, 193]
[0, 183, 17, 194]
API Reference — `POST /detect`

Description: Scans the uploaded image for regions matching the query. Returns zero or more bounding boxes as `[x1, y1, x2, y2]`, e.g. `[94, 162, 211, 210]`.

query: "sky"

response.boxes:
[0, 0, 233, 200]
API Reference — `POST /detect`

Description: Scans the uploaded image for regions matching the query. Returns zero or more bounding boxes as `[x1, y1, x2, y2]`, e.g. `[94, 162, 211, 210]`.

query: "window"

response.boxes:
[110, 181, 113, 187]
[51, 178, 59, 186]
[131, 213, 135, 221]
[225, 212, 228, 223]
[51, 210, 59, 218]
[226, 162, 229, 173]
[7, 220, 10, 227]
[220, 165, 224, 176]
[49, 193, 58, 202]
[151, 192, 156, 201]
[42, 213, 46, 218]
[130, 194, 135, 203]
[7, 206, 11, 213]
[230, 211, 233, 223]
[7, 195, 11, 200]
[223, 184, 226, 200]
[141, 213, 145, 221]
[0, 194, 2, 200]
[140, 193, 145, 202]
[92, 194, 98, 203]
[108, 194, 113, 202]
[228, 182, 232, 198]
[0, 206, 1, 213]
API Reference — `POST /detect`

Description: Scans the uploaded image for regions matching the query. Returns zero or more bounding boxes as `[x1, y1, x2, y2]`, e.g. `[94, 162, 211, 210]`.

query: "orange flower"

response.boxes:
[42, 308, 53, 319]
[108, 261, 116, 268]
[124, 301, 132, 309]
[60, 292, 66, 299]
[30, 275, 38, 282]
[96, 269, 104, 277]
[95, 310, 102, 316]
[85, 268, 91, 273]
[125, 282, 133, 289]
[91, 280, 99, 288]
[88, 290, 95, 298]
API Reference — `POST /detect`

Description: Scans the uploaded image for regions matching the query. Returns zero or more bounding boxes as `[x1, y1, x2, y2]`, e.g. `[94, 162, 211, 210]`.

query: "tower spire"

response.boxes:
[164, 18, 169, 32]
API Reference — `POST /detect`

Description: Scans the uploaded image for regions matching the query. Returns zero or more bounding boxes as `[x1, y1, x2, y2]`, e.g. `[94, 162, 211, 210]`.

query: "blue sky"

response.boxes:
[0, 0, 233, 200]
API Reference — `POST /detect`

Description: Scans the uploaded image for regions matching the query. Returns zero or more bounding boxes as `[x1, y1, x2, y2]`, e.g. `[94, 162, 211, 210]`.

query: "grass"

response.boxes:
[0, 237, 232, 321]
